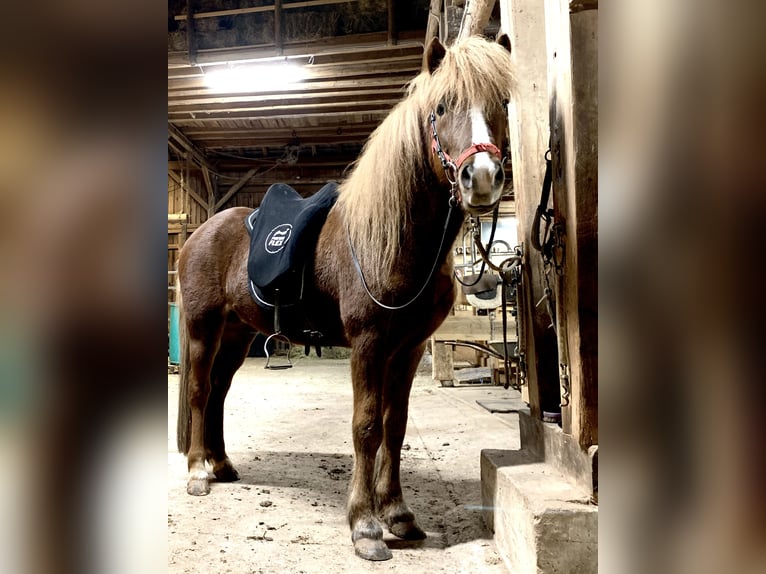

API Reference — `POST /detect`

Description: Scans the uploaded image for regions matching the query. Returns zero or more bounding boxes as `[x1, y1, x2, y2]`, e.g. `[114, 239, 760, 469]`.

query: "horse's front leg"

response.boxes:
[347, 343, 392, 561]
[374, 344, 427, 540]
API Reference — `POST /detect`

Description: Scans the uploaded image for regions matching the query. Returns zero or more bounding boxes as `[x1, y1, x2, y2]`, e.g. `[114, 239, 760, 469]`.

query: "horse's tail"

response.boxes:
[176, 280, 192, 454]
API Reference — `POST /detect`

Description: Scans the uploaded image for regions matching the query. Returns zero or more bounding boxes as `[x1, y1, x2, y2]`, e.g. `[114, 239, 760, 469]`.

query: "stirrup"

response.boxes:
[264, 332, 293, 370]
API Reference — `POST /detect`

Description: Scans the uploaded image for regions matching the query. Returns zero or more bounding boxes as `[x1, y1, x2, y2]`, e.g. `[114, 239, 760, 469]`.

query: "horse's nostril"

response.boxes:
[493, 166, 504, 188]
[460, 165, 473, 188]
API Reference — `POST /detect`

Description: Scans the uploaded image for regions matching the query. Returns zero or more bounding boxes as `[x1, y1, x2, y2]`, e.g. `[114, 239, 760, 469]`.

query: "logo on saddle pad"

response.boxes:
[264, 224, 293, 254]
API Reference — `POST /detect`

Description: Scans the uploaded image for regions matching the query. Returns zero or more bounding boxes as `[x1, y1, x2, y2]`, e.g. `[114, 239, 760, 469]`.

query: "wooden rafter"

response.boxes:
[173, 0, 360, 21]
[168, 32, 423, 68]
[168, 124, 216, 172]
[168, 89, 404, 112]
[168, 74, 414, 99]
[167, 2, 430, 180]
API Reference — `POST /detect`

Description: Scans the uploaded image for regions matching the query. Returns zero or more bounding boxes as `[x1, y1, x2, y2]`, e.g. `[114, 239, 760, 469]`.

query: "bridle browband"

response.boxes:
[429, 110, 503, 201]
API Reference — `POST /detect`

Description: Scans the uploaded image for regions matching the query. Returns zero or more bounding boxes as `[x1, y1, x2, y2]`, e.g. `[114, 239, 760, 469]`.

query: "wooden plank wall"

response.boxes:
[168, 169, 208, 304]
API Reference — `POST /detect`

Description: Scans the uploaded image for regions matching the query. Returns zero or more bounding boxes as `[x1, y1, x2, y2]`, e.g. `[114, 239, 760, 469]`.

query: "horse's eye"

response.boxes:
[501, 99, 509, 108]
[436, 102, 446, 116]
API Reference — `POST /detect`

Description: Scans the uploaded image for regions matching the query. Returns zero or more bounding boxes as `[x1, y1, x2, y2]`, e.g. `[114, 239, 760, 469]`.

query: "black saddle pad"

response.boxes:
[246, 182, 339, 306]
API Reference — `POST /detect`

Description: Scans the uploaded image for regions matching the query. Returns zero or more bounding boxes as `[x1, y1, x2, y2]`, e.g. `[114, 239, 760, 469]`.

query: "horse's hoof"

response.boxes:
[354, 538, 393, 561]
[186, 471, 210, 496]
[389, 520, 427, 540]
[213, 462, 240, 482]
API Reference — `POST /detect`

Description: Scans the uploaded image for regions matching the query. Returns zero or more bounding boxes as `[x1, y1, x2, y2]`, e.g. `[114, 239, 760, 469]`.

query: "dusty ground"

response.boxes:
[168, 355, 524, 573]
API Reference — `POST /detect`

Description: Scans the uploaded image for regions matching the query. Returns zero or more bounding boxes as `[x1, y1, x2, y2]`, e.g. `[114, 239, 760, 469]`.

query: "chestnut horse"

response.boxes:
[176, 35, 514, 561]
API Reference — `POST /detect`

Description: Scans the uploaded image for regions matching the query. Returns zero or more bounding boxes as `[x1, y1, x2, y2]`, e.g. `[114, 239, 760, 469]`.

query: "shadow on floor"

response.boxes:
[202, 449, 493, 548]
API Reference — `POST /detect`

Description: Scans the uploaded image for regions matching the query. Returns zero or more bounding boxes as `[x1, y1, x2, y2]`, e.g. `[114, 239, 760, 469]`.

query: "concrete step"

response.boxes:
[481, 448, 597, 573]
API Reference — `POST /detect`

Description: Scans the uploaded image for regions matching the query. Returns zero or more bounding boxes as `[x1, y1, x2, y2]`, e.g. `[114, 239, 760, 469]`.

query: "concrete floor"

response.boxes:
[168, 355, 525, 573]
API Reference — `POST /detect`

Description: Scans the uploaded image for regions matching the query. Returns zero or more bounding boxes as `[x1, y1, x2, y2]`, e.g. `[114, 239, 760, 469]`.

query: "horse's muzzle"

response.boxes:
[458, 153, 505, 214]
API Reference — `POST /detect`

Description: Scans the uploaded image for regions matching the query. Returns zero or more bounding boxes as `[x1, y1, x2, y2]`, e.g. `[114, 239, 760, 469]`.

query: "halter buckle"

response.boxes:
[445, 160, 458, 186]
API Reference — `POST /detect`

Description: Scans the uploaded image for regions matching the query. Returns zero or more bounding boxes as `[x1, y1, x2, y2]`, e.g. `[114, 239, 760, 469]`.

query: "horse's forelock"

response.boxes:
[428, 37, 515, 112]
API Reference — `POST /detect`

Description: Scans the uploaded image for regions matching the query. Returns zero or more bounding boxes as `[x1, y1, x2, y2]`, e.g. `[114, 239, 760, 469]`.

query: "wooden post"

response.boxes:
[431, 337, 454, 386]
[498, 0, 560, 419]
[459, 0, 497, 39]
[425, 0, 442, 43]
[274, 0, 283, 55]
[544, 0, 597, 448]
[387, 0, 397, 45]
[201, 166, 215, 219]
[186, 0, 197, 66]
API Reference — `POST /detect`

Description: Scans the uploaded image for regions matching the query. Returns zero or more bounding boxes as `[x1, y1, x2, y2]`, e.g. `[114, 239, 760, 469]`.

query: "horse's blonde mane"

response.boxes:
[337, 36, 515, 287]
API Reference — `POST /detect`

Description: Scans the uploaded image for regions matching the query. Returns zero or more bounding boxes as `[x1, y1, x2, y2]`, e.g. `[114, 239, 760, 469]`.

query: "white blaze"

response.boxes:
[470, 106, 496, 172]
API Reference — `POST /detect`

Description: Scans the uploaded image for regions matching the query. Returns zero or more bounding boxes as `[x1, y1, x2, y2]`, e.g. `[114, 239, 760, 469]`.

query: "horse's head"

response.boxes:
[419, 35, 513, 215]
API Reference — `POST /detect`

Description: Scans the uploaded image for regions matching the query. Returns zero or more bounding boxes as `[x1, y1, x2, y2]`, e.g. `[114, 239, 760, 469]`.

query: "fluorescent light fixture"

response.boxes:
[203, 62, 306, 93]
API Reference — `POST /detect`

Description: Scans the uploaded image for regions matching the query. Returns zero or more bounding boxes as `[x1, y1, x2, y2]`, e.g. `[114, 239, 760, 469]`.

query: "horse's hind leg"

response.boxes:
[205, 324, 255, 482]
[375, 343, 427, 540]
[185, 318, 224, 496]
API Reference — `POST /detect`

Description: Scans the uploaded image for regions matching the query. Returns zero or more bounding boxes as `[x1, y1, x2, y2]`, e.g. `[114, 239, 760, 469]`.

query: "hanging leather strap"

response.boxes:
[501, 280, 512, 389]
[531, 150, 553, 255]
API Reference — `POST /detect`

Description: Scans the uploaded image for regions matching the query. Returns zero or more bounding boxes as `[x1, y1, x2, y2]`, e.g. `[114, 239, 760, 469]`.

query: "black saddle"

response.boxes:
[246, 182, 339, 307]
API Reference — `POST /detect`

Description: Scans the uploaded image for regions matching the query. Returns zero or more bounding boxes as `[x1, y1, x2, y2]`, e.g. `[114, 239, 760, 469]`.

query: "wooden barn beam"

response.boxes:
[168, 32, 424, 68]
[459, 0, 497, 39]
[168, 64, 421, 91]
[545, 0, 598, 447]
[425, 0, 442, 43]
[168, 100, 396, 121]
[169, 74, 414, 98]
[498, 0, 559, 418]
[167, 87, 405, 109]
[387, 0, 397, 45]
[201, 166, 216, 218]
[194, 136, 365, 149]
[186, 0, 197, 66]
[170, 110, 390, 127]
[275, 0, 283, 55]
[168, 170, 209, 211]
[168, 124, 216, 173]
[181, 124, 376, 138]
[214, 168, 258, 211]
[173, 0, 360, 21]
[168, 139, 186, 159]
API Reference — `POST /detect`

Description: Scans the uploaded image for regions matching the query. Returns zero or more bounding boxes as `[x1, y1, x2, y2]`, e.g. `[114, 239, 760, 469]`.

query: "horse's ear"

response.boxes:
[496, 33, 512, 55]
[423, 36, 446, 74]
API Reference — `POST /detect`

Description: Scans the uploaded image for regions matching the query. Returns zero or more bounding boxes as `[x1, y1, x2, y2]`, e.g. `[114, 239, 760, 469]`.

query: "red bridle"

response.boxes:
[429, 110, 503, 190]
